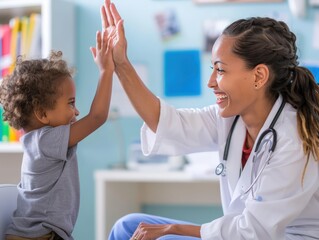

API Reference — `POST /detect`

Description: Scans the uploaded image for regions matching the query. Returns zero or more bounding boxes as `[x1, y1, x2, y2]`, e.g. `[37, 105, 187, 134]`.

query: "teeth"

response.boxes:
[216, 94, 227, 101]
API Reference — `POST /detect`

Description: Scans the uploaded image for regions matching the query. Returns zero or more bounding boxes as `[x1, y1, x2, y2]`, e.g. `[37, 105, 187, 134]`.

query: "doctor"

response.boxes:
[102, 1, 319, 239]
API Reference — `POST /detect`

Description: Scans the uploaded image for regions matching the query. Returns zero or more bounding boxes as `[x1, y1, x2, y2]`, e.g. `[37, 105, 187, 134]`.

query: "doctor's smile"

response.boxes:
[214, 93, 228, 105]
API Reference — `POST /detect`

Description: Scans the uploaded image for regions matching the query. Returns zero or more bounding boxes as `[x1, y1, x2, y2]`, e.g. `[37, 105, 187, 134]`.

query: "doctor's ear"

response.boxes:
[253, 64, 269, 90]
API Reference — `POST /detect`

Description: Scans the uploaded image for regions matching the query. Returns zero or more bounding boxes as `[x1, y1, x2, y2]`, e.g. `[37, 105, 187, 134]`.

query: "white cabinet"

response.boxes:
[0, 0, 75, 182]
[95, 170, 221, 240]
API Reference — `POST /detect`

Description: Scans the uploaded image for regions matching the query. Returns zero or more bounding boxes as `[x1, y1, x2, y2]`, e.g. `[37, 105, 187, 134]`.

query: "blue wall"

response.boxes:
[69, 0, 319, 239]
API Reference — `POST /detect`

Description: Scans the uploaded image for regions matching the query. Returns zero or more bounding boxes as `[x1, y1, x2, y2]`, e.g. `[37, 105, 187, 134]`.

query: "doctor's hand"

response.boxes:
[130, 222, 171, 240]
[101, 0, 128, 67]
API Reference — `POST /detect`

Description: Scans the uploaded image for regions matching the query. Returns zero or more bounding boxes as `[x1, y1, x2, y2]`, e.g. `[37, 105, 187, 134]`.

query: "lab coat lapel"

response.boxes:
[225, 117, 246, 194]
[230, 152, 256, 205]
[229, 96, 284, 205]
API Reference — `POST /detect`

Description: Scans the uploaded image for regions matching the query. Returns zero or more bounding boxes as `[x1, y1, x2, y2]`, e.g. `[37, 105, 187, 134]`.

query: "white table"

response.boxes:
[0, 143, 23, 184]
[94, 170, 220, 240]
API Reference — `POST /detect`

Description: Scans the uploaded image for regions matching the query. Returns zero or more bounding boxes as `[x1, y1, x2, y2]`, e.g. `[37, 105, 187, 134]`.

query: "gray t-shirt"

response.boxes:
[6, 125, 79, 240]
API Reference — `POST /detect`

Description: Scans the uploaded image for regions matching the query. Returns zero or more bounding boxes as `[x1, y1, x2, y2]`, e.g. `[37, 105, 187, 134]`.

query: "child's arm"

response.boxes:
[68, 30, 114, 147]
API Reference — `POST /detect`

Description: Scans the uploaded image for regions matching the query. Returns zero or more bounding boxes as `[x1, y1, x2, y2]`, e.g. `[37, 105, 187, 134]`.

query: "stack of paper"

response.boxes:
[184, 151, 220, 178]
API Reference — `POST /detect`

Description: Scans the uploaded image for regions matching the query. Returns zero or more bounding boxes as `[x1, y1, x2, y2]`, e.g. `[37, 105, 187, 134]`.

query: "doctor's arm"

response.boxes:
[102, 0, 160, 132]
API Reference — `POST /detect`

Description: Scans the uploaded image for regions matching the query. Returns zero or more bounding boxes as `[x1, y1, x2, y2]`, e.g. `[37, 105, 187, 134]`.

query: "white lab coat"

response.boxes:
[140, 96, 319, 240]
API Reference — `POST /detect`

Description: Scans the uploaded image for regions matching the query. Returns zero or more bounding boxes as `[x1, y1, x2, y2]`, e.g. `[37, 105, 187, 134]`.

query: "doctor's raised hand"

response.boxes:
[101, 0, 161, 133]
[103, 1, 319, 240]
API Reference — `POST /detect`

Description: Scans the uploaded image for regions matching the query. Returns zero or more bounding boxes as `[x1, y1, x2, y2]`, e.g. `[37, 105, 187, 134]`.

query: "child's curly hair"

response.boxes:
[0, 51, 74, 130]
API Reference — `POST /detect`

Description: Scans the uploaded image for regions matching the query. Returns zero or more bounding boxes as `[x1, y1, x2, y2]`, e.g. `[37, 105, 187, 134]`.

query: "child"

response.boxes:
[0, 29, 114, 240]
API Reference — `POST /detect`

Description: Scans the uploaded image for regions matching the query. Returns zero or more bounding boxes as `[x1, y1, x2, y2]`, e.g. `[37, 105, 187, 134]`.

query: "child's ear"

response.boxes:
[34, 108, 49, 124]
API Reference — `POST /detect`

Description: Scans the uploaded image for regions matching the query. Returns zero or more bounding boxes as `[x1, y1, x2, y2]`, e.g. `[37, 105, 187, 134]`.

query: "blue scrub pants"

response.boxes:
[108, 213, 201, 240]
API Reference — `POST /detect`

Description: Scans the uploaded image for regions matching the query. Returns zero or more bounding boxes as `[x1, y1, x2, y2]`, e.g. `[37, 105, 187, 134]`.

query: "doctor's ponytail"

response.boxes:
[287, 66, 319, 158]
[223, 17, 319, 168]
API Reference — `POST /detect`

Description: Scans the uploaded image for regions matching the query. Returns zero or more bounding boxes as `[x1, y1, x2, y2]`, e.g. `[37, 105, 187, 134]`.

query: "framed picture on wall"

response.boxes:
[194, 0, 283, 3]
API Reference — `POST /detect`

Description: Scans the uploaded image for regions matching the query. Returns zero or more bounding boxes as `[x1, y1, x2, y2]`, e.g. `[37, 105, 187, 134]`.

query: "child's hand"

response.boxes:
[90, 30, 114, 73]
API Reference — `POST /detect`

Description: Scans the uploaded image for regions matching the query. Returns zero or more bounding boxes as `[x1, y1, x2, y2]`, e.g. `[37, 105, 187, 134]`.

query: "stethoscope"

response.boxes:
[215, 99, 286, 198]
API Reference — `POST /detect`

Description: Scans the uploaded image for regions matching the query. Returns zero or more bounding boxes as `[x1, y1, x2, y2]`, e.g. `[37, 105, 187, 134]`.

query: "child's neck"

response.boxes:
[24, 117, 47, 133]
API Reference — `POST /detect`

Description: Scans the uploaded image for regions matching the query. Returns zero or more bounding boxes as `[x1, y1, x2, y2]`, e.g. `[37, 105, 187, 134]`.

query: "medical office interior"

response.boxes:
[0, 0, 319, 239]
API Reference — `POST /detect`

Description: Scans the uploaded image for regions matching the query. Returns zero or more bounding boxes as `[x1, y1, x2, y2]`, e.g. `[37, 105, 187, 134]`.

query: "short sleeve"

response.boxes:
[38, 125, 71, 161]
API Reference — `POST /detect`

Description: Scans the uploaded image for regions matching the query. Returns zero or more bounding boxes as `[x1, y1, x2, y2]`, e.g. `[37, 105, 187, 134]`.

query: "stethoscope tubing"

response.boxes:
[243, 149, 273, 196]
[216, 98, 286, 197]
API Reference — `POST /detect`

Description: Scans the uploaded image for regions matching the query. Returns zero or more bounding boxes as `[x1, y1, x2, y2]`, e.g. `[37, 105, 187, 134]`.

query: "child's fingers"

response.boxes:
[107, 38, 113, 52]
[102, 30, 108, 51]
[90, 47, 97, 58]
[96, 31, 102, 50]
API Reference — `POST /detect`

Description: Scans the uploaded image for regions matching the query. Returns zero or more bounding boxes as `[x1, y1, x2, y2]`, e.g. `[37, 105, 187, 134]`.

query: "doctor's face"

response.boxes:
[208, 35, 258, 118]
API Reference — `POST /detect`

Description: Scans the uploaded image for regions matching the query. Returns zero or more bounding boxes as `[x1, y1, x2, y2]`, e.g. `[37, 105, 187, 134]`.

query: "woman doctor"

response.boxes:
[102, 1, 319, 239]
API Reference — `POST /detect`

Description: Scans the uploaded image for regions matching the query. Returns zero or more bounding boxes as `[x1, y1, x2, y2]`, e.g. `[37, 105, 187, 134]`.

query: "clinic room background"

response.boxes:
[1, 0, 319, 239]
[75, 0, 319, 239]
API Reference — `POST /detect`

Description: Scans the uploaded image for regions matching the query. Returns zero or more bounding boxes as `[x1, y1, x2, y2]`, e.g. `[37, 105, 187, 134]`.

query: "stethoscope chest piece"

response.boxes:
[215, 162, 225, 176]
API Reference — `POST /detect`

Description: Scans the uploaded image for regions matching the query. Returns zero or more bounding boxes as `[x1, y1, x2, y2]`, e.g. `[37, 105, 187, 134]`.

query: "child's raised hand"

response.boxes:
[90, 29, 114, 73]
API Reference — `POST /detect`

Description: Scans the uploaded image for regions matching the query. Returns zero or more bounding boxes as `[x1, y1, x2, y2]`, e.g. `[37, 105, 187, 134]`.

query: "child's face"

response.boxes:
[46, 77, 79, 127]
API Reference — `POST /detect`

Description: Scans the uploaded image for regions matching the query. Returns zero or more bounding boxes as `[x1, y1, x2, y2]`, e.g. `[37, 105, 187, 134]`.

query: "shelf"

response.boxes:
[0, 142, 23, 153]
[0, 0, 42, 22]
[95, 169, 219, 182]
[0, 0, 75, 65]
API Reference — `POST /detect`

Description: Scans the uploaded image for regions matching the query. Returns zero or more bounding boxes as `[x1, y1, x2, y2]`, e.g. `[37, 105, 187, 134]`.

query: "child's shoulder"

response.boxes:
[22, 125, 71, 143]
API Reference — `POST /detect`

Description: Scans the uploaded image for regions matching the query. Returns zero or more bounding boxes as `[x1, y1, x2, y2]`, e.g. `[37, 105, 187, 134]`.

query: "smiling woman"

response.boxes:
[101, 0, 319, 238]
[193, 0, 283, 3]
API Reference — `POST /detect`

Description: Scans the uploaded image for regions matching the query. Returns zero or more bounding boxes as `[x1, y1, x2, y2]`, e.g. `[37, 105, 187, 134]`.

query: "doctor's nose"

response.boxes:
[207, 73, 218, 89]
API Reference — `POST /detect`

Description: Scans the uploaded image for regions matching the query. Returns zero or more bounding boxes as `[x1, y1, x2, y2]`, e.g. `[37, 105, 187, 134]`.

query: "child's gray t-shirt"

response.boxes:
[6, 125, 79, 240]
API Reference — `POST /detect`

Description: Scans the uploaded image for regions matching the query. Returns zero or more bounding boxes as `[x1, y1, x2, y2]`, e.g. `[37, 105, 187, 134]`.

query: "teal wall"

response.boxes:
[68, 0, 319, 239]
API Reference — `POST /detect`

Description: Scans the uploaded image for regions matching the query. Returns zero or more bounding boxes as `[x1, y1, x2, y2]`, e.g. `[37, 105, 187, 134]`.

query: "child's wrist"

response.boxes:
[99, 69, 113, 77]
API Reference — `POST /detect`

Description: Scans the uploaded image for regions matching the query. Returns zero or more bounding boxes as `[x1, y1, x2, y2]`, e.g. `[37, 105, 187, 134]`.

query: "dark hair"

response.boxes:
[0, 51, 74, 129]
[222, 17, 319, 172]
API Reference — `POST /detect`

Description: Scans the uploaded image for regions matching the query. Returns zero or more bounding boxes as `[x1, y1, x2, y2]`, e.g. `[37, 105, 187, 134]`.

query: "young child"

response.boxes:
[0, 29, 114, 240]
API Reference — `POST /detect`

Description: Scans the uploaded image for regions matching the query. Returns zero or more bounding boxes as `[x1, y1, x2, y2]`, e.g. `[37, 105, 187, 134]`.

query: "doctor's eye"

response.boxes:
[210, 66, 225, 74]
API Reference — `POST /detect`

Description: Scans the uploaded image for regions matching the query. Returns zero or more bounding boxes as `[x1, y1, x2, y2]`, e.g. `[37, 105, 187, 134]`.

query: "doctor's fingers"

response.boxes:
[102, 0, 122, 29]
[131, 223, 150, 240]
[131, 233, 152, 240]
[109, 1, 122, 25]
[131, 231, 143, 240]
[101, 0, 113, 28]
[135, 223, 169, 240]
